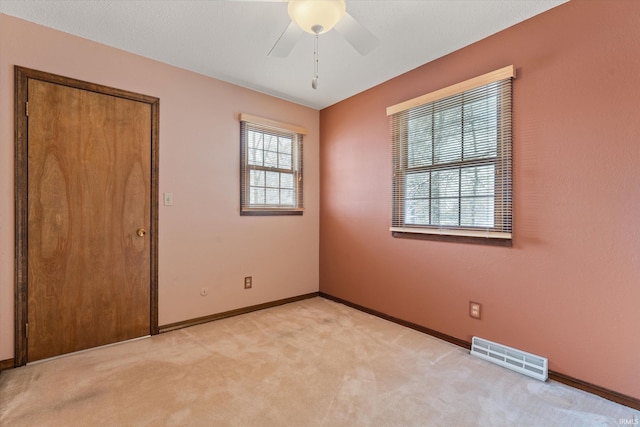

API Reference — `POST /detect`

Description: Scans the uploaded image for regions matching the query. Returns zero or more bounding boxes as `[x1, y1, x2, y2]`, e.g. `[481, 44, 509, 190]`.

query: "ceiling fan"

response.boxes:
[231, 0, 380, 88]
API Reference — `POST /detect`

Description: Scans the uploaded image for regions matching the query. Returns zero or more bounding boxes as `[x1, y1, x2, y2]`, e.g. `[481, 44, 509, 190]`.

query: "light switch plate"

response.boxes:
[163, 192, 174, 206]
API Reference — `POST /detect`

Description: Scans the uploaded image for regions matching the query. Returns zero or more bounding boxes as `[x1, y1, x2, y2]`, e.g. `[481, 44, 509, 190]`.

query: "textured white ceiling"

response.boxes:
[0, 0, 568, 109]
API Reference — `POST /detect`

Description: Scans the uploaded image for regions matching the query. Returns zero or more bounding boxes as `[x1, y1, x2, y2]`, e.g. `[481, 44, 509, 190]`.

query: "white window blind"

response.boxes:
[240, 114, 305, 215]
[387, 66, 514, 241]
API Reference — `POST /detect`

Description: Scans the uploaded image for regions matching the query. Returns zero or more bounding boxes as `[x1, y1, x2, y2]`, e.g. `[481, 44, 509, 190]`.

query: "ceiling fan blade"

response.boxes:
[334, 12, 380, 56]
[268, 20, 303, 57]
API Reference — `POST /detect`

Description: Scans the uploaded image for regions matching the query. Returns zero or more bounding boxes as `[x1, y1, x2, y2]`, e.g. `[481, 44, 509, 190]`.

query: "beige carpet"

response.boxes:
[1, 297, 638, 426]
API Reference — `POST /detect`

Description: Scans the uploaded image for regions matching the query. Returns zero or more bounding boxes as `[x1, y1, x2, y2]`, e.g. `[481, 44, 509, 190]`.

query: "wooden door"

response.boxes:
[15, 67, 159, 364]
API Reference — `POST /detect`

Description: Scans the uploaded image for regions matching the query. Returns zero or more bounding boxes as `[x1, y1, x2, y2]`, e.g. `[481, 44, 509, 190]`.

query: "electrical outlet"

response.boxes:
[469, 301, 481, 319]
[200, 287, 208, 296]
[244, 276, 252, 289]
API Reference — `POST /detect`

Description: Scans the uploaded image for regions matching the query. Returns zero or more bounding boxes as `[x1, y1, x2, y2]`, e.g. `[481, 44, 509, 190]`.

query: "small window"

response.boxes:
[387, 66, 514, 244]
[240, 114, 305, 215]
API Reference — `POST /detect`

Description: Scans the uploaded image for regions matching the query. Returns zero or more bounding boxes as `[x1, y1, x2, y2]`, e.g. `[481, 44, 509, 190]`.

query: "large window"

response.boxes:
[240, 114, 305, 215]
[387, 66, 514, 243]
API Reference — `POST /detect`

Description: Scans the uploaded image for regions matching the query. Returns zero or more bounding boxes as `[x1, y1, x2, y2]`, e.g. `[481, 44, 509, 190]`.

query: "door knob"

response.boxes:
[136, 228, 147, 237]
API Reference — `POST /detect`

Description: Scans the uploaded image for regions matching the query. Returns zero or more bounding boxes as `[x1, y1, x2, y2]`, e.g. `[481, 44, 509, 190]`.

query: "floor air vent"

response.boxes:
[470, 336, 548, 381]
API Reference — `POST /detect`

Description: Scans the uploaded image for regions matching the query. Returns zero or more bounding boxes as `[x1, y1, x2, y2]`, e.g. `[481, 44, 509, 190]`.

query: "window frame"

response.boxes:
[239, 113, 306, 216]
[387, 66, 514, 245]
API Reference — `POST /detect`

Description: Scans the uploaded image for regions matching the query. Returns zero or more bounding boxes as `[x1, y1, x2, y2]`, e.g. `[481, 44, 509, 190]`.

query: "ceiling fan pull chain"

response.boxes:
[312, 33, 319, 90]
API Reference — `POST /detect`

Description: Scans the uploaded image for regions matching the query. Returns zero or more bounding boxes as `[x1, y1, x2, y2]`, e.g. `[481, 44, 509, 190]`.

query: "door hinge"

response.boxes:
[25, 323, 29, 338]
[26, 101, 29, 117]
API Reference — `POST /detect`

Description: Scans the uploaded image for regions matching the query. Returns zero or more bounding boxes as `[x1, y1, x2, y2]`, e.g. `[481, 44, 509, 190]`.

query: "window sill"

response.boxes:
[390, 227, 512, 247]
[241, 208, 303, 216]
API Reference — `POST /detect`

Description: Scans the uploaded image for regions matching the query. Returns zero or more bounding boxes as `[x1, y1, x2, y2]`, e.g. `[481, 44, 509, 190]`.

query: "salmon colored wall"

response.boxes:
[320, 0, 640, 399]
[0, 14, 319, 360]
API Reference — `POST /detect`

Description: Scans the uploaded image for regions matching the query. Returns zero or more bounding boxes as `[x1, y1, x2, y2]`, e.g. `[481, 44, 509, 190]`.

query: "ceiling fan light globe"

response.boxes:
[288, 0, 346, 35]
